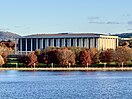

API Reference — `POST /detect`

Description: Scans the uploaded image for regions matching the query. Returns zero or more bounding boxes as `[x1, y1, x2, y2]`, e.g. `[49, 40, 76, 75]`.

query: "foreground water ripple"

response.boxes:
[0, 71, 132, 99]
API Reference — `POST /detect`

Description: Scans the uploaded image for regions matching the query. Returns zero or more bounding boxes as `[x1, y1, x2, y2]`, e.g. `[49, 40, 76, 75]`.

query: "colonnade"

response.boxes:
[17, 37, 118, 54]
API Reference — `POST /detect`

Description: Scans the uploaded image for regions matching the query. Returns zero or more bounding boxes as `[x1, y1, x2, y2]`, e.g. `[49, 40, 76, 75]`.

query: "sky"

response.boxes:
[0, 0, 132, 36]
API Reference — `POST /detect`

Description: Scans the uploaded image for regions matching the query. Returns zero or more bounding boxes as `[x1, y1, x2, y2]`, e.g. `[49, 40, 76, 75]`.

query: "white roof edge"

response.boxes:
[16, 35, 101, 39]
[100, 35, 118, 38]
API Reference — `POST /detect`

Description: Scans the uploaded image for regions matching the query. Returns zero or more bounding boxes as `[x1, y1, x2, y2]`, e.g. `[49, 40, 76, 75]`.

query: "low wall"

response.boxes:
[0, 67, 132, 71]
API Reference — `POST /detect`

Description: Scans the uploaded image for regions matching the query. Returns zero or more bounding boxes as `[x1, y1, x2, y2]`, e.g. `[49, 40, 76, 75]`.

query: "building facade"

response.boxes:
[16, 33, 118, 54]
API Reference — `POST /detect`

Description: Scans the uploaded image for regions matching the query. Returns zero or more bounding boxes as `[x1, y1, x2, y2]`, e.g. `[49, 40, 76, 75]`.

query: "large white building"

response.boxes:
[16, 33, 118, 54]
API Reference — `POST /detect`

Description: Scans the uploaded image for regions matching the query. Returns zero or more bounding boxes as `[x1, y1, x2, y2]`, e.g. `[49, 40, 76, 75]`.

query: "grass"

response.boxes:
[2, 62, 132, 68]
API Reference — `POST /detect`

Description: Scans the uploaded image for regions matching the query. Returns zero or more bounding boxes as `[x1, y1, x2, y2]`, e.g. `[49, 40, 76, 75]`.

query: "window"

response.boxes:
[22, 39, 26, 51]
[27, 38, 31, 51]
[32, 38, 36, 51]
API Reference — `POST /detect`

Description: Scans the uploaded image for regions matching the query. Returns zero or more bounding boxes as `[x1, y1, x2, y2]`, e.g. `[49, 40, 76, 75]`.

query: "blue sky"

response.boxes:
[0, 0, 132, 36]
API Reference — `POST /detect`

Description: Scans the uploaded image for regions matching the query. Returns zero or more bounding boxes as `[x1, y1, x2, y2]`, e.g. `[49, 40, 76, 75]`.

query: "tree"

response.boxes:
[43, 46, 58, 54]
[35, 49, 41, 56]
[35, 49, 43, 63]
[89, 48, 100, 64]
[46, 50, 59, 64]
[68, 46, 82, 64]
[1, 52, 8, 63]
[129, 41, 132, 48]
[56, 48, 76, 65]
[18, 52, 38, 67]
[113, 46, 132, 66]
[79, 49, 92, 66]
[0, 55, 5, 66]
[99, 49, 114, 64]
[26, 51, 38, 67]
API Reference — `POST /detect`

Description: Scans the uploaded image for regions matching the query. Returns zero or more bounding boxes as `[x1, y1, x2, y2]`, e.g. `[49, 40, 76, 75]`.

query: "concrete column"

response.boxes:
[50, 38, 54, 47]
[102, 38, 104, 50]
[104, 38, 106, 50]
[62, 38, 65, 46]
[73, 38, 77, 47]
[78, 38, 81, 47]
[36, 38, 38, 50]
[106, 38, 108, 49]
[39, 39, 42, 49]
[52, 38, 54, 47]
[79, 38, 83, 47]
[45, 38, 49, 48]
[57, 38, 60, 47]
[61, 39, 63, 47]
[104, 38, 106, 49]
[69, 38, 71, 46]
[84, 38, 87, 48]
[42, 38, 43, 49]
[67, 38, 71, 46]
[90, 38, 93, 48]
[96, 38, 99, 50]
[113, 39, 115, 49]
[81, 38, 83, 47]
[111, 38, 113, 48]
[86, 38, 89, 48]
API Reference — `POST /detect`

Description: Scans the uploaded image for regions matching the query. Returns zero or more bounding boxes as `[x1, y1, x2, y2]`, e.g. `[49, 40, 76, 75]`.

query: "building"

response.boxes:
[16, 33, 118, 54]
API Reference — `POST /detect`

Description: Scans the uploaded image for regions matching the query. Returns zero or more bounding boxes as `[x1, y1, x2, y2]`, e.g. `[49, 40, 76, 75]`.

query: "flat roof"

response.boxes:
[16, 33, 118, 39]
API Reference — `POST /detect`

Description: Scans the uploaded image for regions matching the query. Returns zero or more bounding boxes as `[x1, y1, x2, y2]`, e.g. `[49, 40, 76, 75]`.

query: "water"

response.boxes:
[0, 71, 132, 99]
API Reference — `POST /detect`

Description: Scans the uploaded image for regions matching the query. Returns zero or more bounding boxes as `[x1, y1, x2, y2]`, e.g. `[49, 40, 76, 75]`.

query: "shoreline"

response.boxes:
[0, 67, 132, 71]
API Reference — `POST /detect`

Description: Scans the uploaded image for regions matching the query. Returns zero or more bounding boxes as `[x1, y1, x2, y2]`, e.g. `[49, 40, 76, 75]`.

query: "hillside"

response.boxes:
[0, 31, 21, 41]
[114, 33, 132, 38]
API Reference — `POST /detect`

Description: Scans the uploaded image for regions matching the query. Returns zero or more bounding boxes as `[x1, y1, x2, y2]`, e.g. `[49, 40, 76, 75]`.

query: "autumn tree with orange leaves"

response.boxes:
[89, 48, 100, 64]
[0, 55, 5, 66]
[113, 46, 132, 66]
[56, 48, 76, 65]
[99, 49, 114, 64]
[79, 49, 92, 66]
[27, 51, 38, 67]
[20, 51, 38, 67]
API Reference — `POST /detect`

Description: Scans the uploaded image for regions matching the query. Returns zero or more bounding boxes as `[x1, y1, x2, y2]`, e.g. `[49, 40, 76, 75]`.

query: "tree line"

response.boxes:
[18, 45, 132, 67]
[0, 41, 132, 67]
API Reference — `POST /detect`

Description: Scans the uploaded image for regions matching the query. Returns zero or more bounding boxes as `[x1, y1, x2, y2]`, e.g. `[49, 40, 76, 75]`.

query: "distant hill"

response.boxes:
[114, 33, 132, 38]
[0, 31, 21, 41]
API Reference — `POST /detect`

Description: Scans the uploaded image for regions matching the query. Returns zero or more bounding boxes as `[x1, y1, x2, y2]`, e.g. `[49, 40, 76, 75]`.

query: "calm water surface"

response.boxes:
[0, 70, 132, 99]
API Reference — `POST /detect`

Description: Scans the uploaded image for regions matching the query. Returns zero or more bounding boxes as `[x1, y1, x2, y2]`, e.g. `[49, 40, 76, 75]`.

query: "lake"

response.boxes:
[0, 71, 132, 99]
